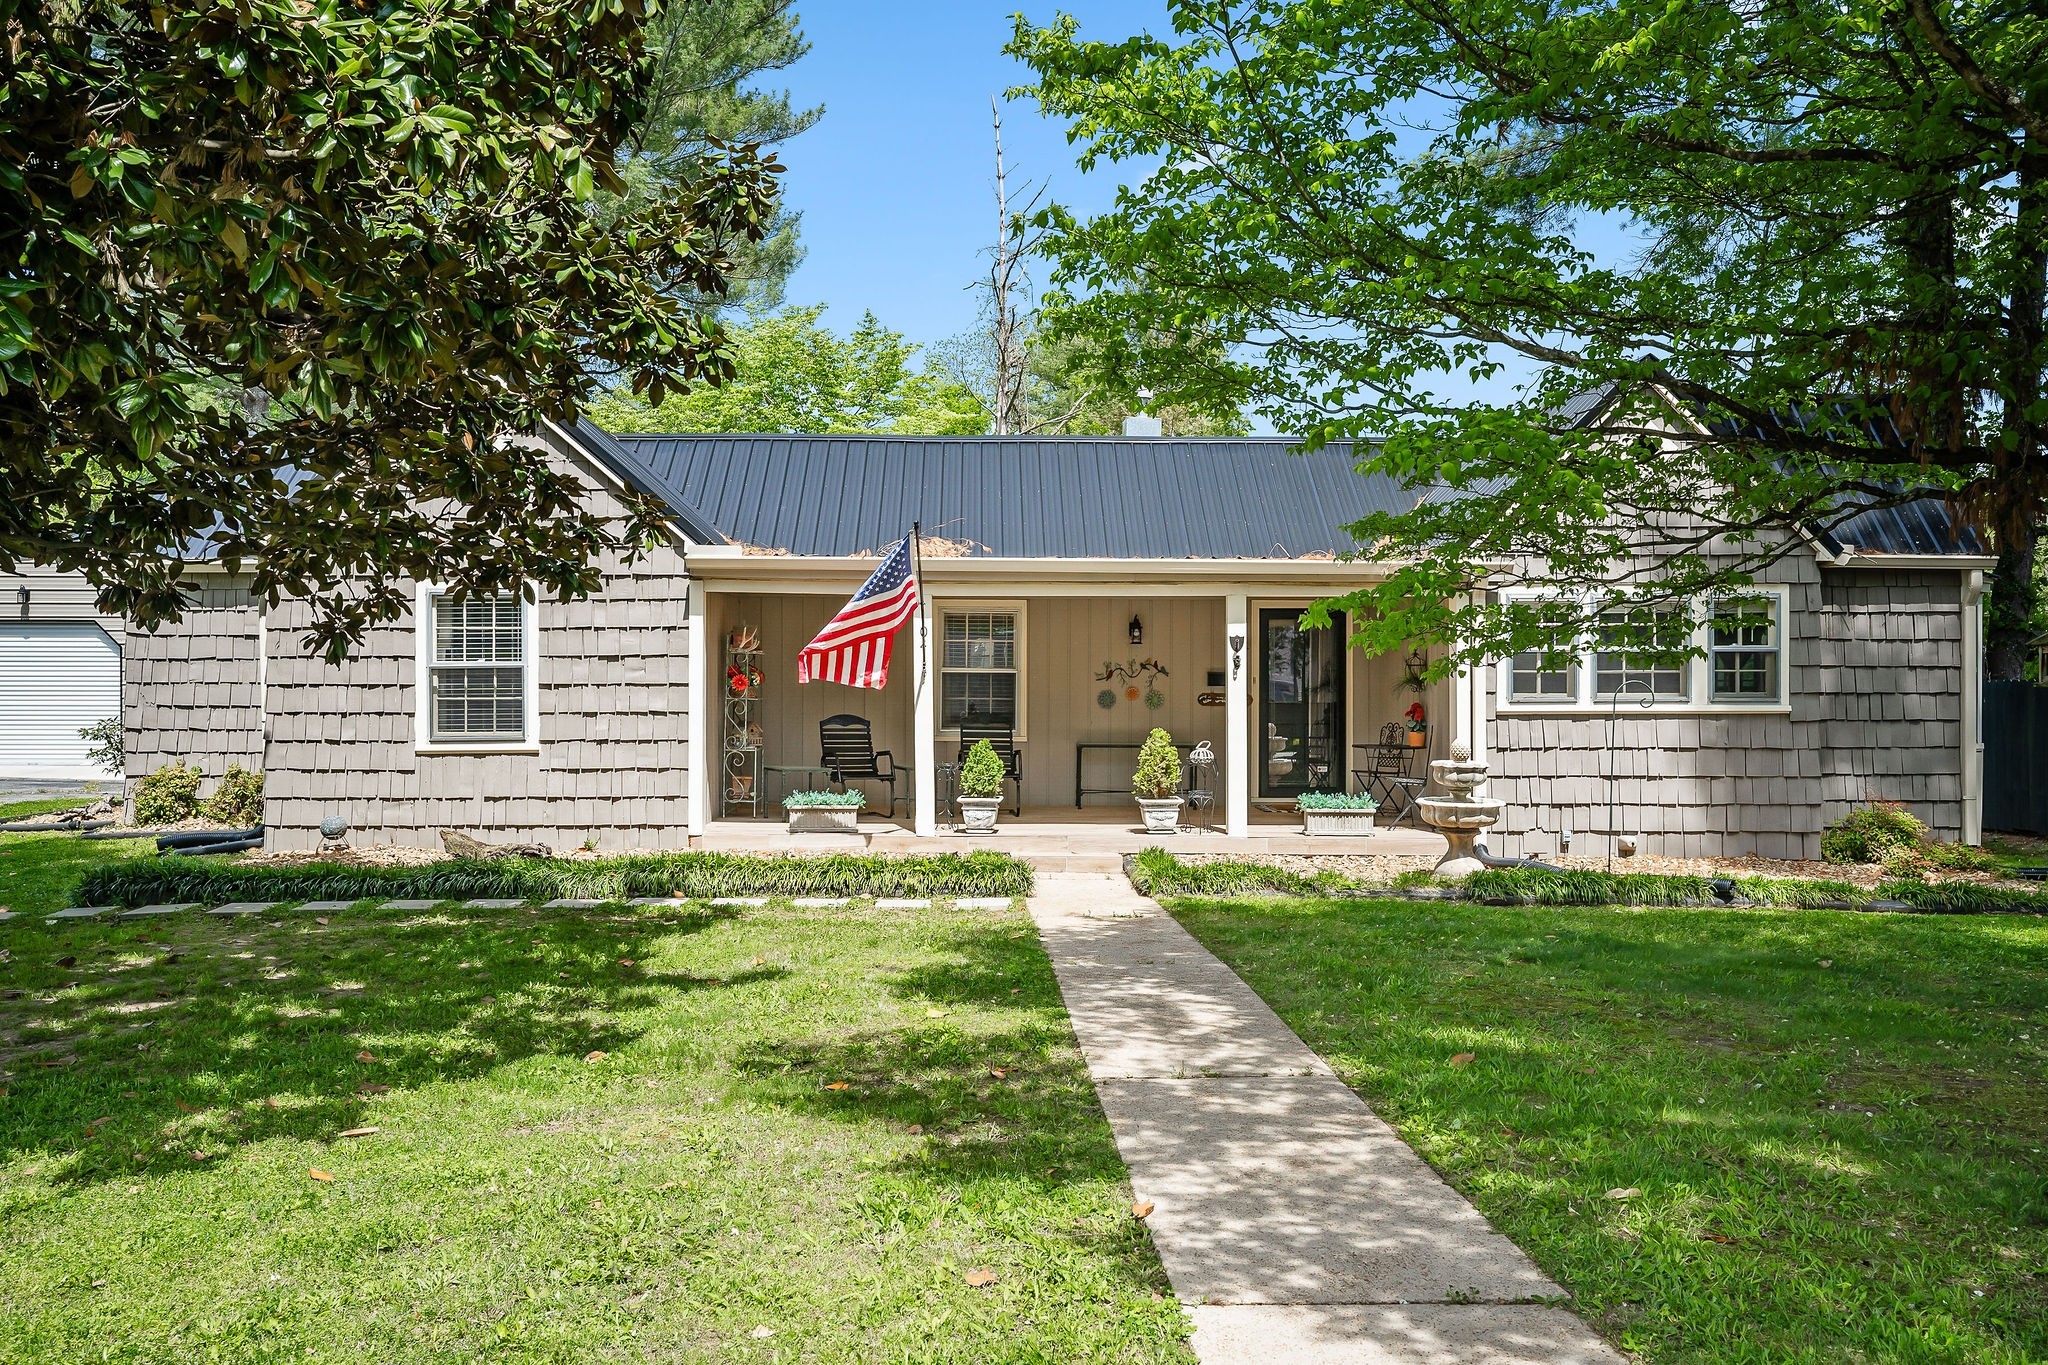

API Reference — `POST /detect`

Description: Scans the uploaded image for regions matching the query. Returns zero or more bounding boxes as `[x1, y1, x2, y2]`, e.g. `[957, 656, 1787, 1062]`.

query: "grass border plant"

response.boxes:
[77, 850, 1033, 909]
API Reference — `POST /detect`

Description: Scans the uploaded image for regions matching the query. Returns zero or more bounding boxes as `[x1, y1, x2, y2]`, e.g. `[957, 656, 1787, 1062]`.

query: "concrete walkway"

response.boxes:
[1029, 867, 1624, 1365]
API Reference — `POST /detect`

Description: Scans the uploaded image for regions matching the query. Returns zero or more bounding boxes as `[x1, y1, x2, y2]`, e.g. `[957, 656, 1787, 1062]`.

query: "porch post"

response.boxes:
[911, 586, 938, 836]
[1225, 592, 1250, 836]
[685, 580, 711, 837]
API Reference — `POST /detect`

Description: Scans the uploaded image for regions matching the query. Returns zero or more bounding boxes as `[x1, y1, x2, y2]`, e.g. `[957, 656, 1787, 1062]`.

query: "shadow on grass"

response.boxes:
[0, 902, 741, 1187]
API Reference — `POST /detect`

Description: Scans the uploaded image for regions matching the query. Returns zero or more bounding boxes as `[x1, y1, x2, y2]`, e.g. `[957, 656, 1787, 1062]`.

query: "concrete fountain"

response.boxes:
[1418, 740, 1504, 878]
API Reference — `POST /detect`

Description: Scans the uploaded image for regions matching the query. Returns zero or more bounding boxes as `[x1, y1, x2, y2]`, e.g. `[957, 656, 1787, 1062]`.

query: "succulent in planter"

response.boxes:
[956, 739, 1007, 833]
[783, 787, 864, 833]
[1132, 727, 1184, 833]
[1297, 789, 1381, 837]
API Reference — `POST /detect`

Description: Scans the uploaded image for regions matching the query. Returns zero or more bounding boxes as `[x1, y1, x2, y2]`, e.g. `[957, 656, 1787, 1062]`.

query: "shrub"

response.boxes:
[133, 761, 202, 826]
[1132, 728, 1182, 800]
[1876, 878, 2048, 914]
[1296, 790, 1378, 811]
[1820, 802, 1928, 864]
[1916, 840, 2001, 873]
[958, 740, 1007, 799]
[782, 788, 865, 808]
[202, 765, 264, 826]
[1464, 867, 1714, 906]
[79, 717, 122, 775]
[77, 850, 1036, 909]
[1127, 849, 1323, 897]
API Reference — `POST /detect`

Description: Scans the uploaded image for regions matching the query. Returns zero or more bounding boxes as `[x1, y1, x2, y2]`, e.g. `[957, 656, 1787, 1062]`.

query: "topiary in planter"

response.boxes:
[958, 740, 1007, 799]
[1132, 728, 1182, 800]
[203, 765, 264, 827]
[133, 761, 202, 826]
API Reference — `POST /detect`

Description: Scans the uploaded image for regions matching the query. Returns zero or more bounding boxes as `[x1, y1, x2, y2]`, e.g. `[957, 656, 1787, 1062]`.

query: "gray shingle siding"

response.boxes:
[1485, 556, 1971, 859]
[123, 579, 264, 804]
[258, 429, 692, 851]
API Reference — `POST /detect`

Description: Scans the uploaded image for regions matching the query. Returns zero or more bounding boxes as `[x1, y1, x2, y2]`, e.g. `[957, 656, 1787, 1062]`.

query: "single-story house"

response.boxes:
[87, 405, 1991, 859]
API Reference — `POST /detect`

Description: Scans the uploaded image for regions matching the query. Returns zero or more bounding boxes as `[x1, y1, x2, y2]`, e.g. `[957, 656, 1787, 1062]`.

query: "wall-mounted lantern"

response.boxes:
[1128, 615, 1144, 646]
[1228, 631, 1246, 679]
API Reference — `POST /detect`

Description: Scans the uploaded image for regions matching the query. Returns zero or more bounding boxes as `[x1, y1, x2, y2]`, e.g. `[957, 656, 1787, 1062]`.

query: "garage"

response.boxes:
[0, 621, 122, 779]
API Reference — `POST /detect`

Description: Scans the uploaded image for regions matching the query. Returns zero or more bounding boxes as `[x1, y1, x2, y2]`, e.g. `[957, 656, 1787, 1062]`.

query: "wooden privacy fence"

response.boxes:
[1984, 681, 2048, 835]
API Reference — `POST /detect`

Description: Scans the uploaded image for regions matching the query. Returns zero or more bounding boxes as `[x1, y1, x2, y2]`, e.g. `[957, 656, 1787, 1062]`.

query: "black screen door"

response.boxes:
[1258, 609, 1344, 797]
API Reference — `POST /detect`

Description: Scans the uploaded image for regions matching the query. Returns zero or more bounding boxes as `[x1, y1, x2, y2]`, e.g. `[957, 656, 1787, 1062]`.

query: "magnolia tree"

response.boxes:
[1, 0, 779, 657]
[1011, 0, 2047, 674]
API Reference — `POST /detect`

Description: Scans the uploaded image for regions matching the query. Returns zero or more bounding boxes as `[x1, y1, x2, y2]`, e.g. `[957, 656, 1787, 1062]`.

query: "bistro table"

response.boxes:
[1075, 740, 1195, 807]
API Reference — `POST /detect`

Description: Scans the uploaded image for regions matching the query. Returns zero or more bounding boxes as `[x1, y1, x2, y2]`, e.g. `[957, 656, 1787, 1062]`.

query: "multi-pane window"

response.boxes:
[1508, 613, 1579, 701]
[941, 610, 1019, 731]
[1709, 596, 1781, 702]
[1593, 610, 1691, 700]
[428, 591, 528, 742]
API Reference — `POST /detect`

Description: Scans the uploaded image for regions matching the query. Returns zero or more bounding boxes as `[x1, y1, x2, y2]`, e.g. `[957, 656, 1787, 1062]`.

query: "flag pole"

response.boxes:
[911, 522, 927, 662]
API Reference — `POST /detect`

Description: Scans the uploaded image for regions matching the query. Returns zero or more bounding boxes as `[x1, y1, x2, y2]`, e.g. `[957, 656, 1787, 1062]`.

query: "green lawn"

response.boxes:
[1165, 895, 2048, 1364]
[0, 832, 1188, 1361]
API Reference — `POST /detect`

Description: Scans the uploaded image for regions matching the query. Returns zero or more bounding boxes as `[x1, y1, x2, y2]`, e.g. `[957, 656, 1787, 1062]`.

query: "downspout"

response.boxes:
[1961, 568, 1984, 845]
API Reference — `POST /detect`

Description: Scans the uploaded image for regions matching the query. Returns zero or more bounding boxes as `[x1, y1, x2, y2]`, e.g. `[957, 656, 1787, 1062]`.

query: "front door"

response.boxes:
[1258, 608, 1344, 797]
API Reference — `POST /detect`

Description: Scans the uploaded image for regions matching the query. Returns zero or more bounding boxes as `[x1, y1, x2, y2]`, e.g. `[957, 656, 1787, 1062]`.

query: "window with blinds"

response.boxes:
[428, 591, 528, 742]
[941, 609, 1021, 731]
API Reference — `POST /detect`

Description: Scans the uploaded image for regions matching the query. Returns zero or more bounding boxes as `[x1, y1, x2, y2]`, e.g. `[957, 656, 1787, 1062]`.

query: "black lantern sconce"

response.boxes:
[1128, 615, 1144, 646]
[1228, 631, 1246, 679]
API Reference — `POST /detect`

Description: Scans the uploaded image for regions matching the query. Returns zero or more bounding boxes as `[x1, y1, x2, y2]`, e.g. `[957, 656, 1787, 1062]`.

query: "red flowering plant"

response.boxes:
[1404, 701, 1426, 733]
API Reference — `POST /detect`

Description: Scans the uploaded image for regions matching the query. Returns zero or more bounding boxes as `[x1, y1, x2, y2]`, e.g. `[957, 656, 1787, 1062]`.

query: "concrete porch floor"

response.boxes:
[693, 805, 1449, 863]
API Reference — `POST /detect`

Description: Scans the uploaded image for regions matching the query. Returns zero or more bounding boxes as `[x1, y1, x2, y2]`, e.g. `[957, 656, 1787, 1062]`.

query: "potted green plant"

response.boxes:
[956, 739, 1007, 833]
[1297, 789, 1379, 837]
[1132, 727, 1184, 833]
[783, 787, 864, 834]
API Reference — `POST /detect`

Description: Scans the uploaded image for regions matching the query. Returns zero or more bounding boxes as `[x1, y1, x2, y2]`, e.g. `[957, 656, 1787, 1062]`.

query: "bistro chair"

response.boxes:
[1356, 721, 1425, 828]
[819, 714, 901, 816]
[957, 719, 1024, 816]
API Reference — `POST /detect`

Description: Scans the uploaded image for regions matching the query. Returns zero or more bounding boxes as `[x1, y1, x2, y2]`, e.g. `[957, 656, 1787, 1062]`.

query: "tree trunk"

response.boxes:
[1988, 149, 2047, 679]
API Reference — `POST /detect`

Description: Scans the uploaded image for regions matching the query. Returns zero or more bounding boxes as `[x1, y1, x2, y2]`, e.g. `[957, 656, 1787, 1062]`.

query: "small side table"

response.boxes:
[763, 764, 833, 810]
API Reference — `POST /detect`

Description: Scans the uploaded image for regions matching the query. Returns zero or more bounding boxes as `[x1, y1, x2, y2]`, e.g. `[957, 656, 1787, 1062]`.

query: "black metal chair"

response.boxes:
[1355, 722, 1425, 828]
[820, 714, 899, 816]
[957, 719, 1024, 816]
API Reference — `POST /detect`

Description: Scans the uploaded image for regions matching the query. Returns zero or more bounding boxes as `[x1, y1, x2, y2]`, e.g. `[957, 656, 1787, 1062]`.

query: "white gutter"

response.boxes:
[686, 549, 1453, 592]
[1961, 569, 1984, 845]
[1830, 551, 2000, 570]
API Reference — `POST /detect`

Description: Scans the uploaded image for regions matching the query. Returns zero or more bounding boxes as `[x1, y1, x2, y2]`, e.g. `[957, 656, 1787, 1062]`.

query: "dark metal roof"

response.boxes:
[1701, 403, 1988, 558]
[592, 433, 1418, 558]
[569, 419, 728, 545]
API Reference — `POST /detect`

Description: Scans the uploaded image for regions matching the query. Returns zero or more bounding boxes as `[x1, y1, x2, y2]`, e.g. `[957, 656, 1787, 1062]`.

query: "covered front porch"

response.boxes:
[684, 547, 1484, 847]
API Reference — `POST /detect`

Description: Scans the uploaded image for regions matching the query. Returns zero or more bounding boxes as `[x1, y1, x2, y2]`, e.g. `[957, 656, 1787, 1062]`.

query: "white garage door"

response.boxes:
[0, 622, 122, 779]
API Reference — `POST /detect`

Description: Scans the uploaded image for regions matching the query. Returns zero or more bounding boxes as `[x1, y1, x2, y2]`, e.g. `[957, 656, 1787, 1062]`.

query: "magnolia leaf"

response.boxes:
[1605, 1187, 1642, 1200]
[963, 1268, 997, 1287]
[583, 1050, 607, 1063]
[824, 1081, 849, 1091]
[1449, 1052, 1476, 1068]
[1132, 1200, 1155, 1219]
[338, 1127, 380, 1138]
[355, 1051, 378, 1064]
[309, 1169, 335, 1182]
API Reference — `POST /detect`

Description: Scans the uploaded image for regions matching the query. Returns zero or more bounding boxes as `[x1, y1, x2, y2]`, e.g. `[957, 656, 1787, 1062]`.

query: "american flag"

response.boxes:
[797, 534, 920, 688]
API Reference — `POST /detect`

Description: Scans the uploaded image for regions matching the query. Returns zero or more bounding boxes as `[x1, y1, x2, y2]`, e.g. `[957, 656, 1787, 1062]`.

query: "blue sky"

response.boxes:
[772, 3, 1166, 352]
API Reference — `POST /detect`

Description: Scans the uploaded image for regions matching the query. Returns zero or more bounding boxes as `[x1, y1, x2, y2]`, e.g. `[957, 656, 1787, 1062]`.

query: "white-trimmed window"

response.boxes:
[1507, 606, 1580, 702]
[940, 604, 1024, 735]
[1495, 586, 1790, 712]
[1708, 595, 1782, 703]
[416, 587, 539, 750]
[1593, 609, 1691, 701]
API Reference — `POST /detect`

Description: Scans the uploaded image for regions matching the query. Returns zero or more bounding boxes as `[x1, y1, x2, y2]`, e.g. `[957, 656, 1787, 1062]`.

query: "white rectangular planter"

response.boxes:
[1301, 809, 1380, 838]
[786, 807, 861, 834]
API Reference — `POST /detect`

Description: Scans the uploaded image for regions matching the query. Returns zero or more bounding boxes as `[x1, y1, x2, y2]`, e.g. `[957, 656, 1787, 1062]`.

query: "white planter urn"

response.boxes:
[956, 796, 1003, 834]
[1136, 796, 1184, 834]
[786, 806, 861, 834]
